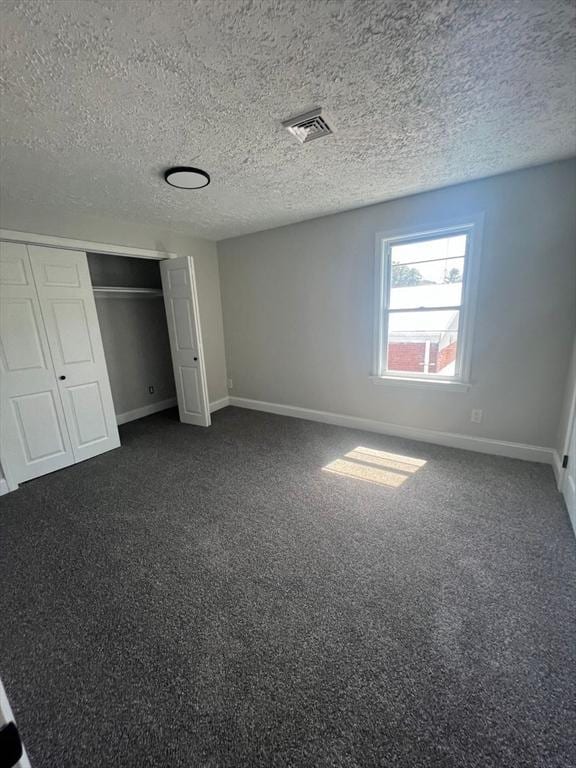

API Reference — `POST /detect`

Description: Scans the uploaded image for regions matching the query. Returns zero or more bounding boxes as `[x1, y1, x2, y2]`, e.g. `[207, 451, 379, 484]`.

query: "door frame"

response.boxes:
[557, 357, 576, 536]
[0, 228, 190, 494]
[0, 229, 178, 261]
[559, 390, 576, 493]
[555, 345, 576, 492]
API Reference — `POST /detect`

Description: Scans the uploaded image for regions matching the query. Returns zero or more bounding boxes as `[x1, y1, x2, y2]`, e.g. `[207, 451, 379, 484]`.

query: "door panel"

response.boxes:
[167, 266, 189, 292]
[66, 382, 109, 445]
[180, 366, 202, 416]
[0, 298, 48, 371]
[0, 255, 27, 285]
[51, 300, 94, 363]
[42, 262, 82, 287]
[28, 245, 120, 463]
[0, 242, 75, 482]
[12, 391, 67, 461]
[161, 256, 210, 427]
[173, 298, 195, 350]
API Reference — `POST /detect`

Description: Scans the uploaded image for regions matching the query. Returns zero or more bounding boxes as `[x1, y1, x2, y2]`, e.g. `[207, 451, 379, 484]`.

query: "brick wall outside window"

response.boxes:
[436, 339, 457, 372]
[388, 339, 457, 374]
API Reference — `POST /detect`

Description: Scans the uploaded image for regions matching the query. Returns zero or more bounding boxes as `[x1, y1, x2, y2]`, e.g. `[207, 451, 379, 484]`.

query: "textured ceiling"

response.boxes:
[1, 0, 575, 241]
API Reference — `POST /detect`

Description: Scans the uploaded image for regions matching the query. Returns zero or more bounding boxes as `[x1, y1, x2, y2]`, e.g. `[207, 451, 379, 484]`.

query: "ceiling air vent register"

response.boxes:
[282, 108, 334, 144]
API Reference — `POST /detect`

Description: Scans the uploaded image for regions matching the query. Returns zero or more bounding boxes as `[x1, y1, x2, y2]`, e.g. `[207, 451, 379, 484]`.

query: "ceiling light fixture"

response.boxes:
[164, 166, 210, 189]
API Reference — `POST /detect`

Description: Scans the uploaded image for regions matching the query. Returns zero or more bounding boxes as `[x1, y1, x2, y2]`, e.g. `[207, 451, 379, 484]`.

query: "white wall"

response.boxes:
[0, 206, 228, 404]
[218, 160, 576, 448]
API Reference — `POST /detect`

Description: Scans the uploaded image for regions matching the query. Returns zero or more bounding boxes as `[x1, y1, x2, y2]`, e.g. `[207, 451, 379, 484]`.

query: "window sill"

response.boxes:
[370, 375, 470, 392]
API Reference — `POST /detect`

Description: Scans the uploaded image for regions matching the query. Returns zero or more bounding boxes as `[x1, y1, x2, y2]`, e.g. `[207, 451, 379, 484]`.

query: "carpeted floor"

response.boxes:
[0, 407, 575, 768]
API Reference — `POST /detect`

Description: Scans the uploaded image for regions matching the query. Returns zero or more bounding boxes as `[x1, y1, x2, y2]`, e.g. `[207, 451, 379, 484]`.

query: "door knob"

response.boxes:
[193, 357, 198, 361]
[59, 375, 66, 380]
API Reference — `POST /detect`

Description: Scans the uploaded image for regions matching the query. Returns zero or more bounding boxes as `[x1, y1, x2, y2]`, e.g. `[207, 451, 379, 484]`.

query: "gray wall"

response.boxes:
[94, 296, 176, 416]
[218, 160, 576, 448]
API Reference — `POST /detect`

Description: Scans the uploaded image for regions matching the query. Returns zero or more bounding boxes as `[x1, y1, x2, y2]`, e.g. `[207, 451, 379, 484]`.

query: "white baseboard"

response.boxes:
[116, 396, 229, 426]
[210, 396, 230, 413]
[228, 396, 554, 464]
[116, 397, 177, 425]
[0, 478, 9, 496]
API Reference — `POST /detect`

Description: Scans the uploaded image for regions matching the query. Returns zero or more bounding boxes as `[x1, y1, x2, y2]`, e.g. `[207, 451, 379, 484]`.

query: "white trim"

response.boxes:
[116, 398, 177, 425]
[557, 357, 576, 493]
[372, 214, 484, 386]
[229, 396, 554, 464]
[568, 508, 576, 540]
[372, 233, 386, 378]
[0, 228, 177, 260]
[0, 478, 9, 496]
[0, 458, 19, 493]
[115, 395, 230, 425]
[552, 451, 563, 486]
[210, 397, 230, 413]
[370, 375, 470, 392]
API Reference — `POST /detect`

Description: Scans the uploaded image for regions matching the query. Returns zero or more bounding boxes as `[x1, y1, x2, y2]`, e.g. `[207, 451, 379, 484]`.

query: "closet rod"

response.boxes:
[92, 286, 163, 298]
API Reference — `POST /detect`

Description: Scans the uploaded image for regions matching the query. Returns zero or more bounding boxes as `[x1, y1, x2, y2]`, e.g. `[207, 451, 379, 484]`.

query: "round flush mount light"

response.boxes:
[164, 166, 210, 189]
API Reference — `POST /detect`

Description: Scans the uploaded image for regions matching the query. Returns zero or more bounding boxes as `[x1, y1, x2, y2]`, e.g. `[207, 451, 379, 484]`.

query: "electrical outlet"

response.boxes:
[471, 409, 483, 424]
[148, 385, 155, 394]
[227, 378, 233, 390]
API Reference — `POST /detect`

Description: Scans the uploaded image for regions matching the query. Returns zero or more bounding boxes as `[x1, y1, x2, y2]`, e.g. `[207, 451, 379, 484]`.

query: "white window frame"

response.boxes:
[372, 215, 483, 392]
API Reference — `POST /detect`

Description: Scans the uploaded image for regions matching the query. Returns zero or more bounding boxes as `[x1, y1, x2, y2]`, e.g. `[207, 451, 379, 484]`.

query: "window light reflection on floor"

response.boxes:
[322, 446, 427, 487]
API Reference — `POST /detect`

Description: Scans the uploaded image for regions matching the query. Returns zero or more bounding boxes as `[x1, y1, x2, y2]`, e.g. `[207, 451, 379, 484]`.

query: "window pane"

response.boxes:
[390, 257, 464, 309]
[386, 310, 459, 376]
[390, 234, 467, 266]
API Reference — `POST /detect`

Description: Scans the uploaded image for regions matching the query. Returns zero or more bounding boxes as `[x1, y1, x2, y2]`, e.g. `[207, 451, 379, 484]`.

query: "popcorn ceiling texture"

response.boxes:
[0, 0, 575, 240]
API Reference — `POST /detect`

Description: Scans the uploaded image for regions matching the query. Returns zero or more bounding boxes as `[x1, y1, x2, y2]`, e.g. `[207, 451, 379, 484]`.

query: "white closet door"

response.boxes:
[28, 245, 120, 463]
[0, 242, 75, 482]
[563, 410, 576, 531]
[161, 256, 210, 427]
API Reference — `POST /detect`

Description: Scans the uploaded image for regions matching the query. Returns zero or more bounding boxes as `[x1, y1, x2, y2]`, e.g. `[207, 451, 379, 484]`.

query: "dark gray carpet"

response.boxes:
[1, 407, 575, 768]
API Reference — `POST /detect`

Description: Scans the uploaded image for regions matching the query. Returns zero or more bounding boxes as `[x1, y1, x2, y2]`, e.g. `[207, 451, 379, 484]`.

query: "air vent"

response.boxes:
[282, 108, 334, 144]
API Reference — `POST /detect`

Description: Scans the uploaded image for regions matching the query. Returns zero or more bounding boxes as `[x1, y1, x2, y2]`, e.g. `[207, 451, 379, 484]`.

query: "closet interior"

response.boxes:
[87, 253, 176, 423]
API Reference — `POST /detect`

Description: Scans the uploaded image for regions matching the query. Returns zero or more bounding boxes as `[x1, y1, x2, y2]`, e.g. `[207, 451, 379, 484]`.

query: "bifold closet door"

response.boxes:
[28, 245, 120, 463]
[0, 242, 75, 482]
[161, 256, 211, 427]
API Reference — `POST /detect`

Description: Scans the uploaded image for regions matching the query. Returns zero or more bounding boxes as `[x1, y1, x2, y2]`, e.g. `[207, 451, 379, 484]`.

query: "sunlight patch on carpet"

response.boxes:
[322, 446, 426, 487]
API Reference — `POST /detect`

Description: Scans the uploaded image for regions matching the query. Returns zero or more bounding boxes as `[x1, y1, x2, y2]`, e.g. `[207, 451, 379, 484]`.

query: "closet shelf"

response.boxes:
[92, 286, 163, 298]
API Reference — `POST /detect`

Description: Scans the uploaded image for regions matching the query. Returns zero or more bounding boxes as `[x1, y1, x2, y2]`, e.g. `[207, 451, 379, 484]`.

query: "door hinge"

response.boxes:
[562, 455, 569, 469]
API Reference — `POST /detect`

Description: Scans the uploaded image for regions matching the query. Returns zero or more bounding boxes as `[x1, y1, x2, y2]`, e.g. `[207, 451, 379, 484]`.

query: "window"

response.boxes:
[374, 222, 480, 388]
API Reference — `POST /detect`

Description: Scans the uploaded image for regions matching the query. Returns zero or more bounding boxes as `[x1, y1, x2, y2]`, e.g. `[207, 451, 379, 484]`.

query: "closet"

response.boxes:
[0, 242, 119, 483]
[0, 238, 211, 491]
[87, 253, 176, 423]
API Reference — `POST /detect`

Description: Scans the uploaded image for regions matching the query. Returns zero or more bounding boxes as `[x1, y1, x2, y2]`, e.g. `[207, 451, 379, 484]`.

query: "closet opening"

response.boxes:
[87, 253, 177, 425]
